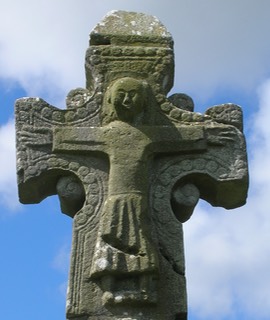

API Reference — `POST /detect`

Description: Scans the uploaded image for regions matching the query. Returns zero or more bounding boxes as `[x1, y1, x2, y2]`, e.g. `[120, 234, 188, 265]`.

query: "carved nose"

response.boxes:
[123, 93, 132, 106]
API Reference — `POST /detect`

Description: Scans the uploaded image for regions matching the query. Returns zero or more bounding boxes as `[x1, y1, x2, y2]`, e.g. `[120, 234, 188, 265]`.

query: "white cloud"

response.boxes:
[57, 280, 68, 298]
[184, 79, 270, 319]
[0, 119, 21, 212]
[52, 243, 71, 274]
[251, 79, 270, 186]
[1, 1, 270, 104]
[51, 243, 71, 298]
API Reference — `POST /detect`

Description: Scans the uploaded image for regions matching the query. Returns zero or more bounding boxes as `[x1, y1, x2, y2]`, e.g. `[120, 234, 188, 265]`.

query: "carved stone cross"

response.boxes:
[15, 11, 248, 320]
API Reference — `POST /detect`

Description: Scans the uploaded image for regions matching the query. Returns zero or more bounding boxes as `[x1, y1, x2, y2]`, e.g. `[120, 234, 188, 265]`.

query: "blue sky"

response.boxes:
[1, 1, 270, 319]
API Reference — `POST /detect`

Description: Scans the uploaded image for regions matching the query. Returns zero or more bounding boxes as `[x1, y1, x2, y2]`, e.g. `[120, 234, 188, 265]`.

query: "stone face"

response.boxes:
[15, 10, 248, 320]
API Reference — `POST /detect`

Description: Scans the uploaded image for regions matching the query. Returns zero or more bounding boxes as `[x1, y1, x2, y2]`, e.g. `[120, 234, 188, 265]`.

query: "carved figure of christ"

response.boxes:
[53, 121, 206, 288]
[16, 83, 248, 315]
[16, 77, 207, 309]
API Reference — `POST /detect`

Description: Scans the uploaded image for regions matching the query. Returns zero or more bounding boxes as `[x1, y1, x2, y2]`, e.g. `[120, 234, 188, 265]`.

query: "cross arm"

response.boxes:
[153, 120, 248, 223]
[15, 98, 64, 204]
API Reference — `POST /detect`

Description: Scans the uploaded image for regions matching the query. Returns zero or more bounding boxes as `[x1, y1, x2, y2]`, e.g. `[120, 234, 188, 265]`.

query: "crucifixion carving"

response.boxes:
[15, 11, 248, 320]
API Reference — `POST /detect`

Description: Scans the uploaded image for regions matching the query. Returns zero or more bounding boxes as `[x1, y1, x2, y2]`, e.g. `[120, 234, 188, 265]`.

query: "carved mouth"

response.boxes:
[122, 103, 133, 109]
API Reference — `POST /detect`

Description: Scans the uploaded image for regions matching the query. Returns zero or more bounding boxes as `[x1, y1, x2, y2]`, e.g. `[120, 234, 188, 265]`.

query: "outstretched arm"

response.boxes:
[53, 127, 107, 154]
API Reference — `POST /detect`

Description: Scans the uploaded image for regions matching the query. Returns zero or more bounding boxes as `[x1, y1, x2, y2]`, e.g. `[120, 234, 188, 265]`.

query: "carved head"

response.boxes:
[102, 77, 148, 124]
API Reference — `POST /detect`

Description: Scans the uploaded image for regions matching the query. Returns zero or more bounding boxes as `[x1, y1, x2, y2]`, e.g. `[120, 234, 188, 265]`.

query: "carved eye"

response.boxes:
[129, 90, 136, 98]
[117, 90, 125, 99]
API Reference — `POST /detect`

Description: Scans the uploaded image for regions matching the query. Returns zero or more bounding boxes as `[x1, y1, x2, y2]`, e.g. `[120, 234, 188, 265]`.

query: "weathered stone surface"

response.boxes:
[15, 10, 248, 320]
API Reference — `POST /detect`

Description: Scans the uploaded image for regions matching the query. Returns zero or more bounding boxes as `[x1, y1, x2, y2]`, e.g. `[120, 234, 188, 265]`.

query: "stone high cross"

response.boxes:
[15, 11, 248, 320]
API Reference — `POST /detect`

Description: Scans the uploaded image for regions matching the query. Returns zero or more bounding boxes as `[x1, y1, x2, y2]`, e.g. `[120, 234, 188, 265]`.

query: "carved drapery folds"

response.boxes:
[15, 10, 248, 320]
